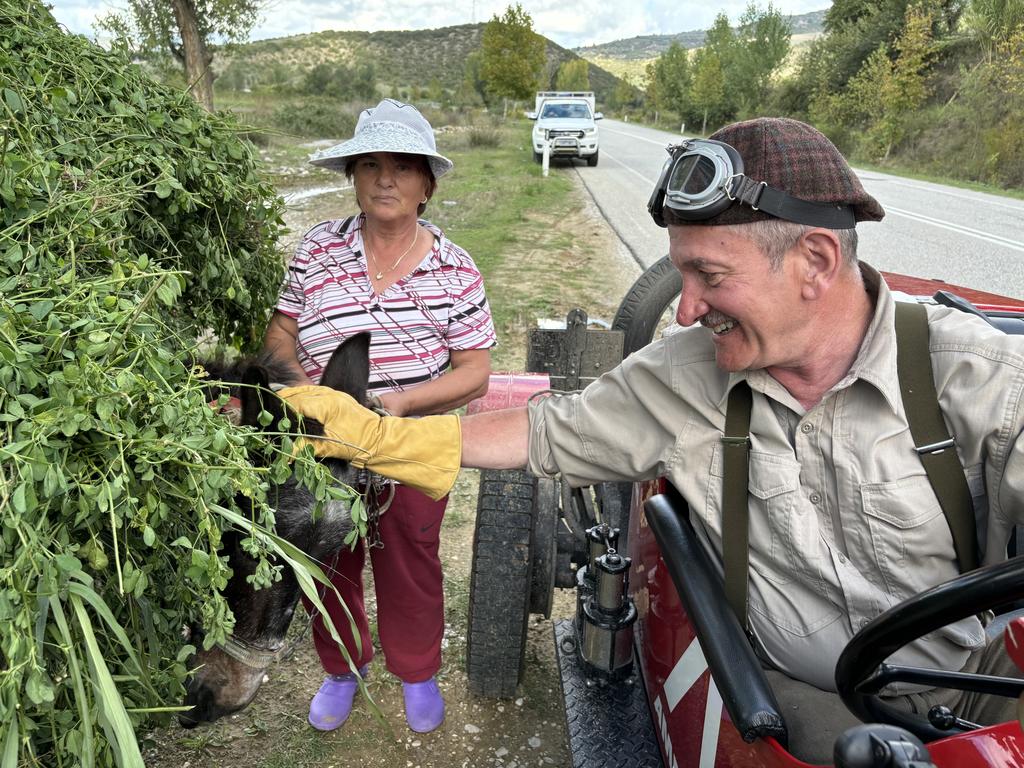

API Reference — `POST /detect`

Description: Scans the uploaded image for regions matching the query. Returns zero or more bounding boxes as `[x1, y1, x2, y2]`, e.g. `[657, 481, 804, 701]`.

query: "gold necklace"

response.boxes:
[367, 226, 419, 281]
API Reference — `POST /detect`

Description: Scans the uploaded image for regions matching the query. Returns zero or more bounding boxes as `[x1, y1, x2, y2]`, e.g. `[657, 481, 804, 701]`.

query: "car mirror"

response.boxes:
[526, 111, 538, 120]
[594, 112, 604, 120]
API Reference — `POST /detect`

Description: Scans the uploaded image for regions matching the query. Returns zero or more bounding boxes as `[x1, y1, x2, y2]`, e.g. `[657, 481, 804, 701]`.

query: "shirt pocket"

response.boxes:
[707, 446, 803, 586]
[860, 475, 958, 596]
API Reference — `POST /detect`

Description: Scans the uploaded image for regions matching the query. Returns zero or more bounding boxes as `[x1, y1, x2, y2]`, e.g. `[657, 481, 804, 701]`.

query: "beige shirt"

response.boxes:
[528, 265, 1024, 691]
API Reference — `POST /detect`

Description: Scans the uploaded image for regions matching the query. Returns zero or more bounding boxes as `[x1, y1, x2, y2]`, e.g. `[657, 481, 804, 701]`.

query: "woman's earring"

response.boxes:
[421, 198, 428, 204]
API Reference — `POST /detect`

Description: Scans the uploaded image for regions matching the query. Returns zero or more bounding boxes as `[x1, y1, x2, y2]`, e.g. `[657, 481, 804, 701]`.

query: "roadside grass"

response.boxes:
[849, 159, 1024, 201]
[145, 113, 631, 768]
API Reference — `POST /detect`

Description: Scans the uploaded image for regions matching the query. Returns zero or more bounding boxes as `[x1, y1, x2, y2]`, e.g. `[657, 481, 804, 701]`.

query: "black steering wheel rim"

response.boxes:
[835, 556, 1024, 741]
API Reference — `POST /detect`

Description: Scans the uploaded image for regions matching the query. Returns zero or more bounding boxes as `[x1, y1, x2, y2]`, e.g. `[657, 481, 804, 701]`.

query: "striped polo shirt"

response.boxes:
[277, 214, 496, 393]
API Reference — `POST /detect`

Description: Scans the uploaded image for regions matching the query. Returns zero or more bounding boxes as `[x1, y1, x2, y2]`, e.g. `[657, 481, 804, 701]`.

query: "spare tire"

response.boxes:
[466, 469, 556, 697]
[611, 254, 682, 357]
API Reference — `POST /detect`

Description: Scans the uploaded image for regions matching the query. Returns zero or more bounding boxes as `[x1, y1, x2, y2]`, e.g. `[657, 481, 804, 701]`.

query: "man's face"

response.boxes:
[668, 225, 808, 373]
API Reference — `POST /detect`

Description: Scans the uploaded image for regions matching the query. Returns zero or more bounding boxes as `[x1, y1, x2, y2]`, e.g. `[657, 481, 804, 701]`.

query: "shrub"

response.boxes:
[269, 99, 357, 139]
[467, 127, 503, 148]
[0, 2, 353, 764]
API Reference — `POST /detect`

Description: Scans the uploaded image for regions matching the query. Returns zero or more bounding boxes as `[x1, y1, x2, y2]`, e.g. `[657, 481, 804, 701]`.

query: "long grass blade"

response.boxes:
[70, 595, 144, 768]
[1, 692, 19, 768]
[49, 596, 94, 768]
[67, 580, 154, 696]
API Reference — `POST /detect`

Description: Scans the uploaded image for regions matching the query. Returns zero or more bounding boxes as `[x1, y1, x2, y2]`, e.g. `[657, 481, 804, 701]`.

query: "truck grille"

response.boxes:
[546, 129, 585, 139]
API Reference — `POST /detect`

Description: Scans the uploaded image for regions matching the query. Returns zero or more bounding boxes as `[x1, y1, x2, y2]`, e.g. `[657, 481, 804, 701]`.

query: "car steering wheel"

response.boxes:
[835, 556, 1024, 741]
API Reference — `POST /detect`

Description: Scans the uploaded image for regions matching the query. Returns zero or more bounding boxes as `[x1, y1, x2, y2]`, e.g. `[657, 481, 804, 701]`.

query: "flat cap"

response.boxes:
[671, 117, 885, 227]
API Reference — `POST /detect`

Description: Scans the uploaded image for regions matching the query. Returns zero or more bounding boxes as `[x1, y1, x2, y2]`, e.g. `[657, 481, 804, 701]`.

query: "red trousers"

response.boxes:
[303, 484, 447, 683]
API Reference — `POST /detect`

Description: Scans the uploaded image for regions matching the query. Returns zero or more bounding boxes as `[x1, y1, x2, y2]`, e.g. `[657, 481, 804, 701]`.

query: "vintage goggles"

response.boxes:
[647, 139, 857, 229]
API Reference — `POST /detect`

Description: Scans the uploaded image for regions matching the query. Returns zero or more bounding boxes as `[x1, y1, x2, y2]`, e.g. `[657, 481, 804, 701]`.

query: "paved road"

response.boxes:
[568, 119, 1024, 300]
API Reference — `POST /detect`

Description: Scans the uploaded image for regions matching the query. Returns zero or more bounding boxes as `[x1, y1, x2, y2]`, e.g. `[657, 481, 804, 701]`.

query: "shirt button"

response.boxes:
[801, 423, 814, 433]
[858, 618, 871, 630]
[838, 554, 847, 564]
[809, 492, 821, 504]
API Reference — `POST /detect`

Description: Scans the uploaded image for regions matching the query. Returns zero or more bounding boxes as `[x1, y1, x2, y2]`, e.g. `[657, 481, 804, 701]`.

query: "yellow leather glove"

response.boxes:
[277, 386, 461, 502]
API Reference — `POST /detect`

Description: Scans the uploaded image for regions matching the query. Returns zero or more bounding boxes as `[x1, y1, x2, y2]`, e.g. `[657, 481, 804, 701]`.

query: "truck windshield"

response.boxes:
[541, 103, 592, 119]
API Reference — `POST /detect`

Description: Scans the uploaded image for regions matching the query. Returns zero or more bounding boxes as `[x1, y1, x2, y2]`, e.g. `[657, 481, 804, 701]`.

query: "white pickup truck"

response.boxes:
[527, 91, 603, 167]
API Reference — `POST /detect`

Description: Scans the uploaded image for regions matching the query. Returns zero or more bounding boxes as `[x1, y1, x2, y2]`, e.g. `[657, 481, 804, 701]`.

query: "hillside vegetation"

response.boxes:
[217, 23, 627, 104]
[574, 9, 826, 59]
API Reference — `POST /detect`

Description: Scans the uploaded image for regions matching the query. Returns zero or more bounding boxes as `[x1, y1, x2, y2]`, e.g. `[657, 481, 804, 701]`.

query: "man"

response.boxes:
[281, 118, 1024, 754]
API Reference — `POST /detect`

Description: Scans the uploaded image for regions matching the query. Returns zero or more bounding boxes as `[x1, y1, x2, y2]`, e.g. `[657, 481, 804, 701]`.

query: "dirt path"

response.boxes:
[145, 160, 641, 768]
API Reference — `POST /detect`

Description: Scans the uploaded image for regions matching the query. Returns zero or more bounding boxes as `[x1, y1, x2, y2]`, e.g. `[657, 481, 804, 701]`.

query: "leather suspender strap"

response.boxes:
[894, 301, 979, 572]
[722, 382, 754, 628]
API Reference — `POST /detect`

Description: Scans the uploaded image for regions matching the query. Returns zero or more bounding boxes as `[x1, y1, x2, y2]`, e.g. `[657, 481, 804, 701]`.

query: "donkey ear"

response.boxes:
[320, 332, 371, 404]
[240, 366, 279, 428]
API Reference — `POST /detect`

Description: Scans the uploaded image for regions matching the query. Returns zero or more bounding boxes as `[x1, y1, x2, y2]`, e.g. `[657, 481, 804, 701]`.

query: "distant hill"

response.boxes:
[217, 23, 634, 104]
[574, 9, 828, 61]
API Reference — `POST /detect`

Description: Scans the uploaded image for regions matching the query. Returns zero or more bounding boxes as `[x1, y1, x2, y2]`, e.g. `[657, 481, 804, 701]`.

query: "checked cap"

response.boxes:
[675, 117, 885, 227]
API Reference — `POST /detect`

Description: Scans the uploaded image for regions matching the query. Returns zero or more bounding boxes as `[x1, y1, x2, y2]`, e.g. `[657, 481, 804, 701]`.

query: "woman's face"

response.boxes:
[352, 152, 430, 225]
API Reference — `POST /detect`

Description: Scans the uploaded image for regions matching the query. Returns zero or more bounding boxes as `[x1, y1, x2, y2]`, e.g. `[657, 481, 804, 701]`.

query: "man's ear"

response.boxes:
[797, 228, 843, 301]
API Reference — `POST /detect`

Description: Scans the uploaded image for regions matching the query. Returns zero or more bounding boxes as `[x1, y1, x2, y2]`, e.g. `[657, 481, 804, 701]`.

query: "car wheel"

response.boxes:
[586, 150, 599, 167]
[611, 254, 681, 356]
[533, 150, 543, 164]
[467, 469, 556, 697]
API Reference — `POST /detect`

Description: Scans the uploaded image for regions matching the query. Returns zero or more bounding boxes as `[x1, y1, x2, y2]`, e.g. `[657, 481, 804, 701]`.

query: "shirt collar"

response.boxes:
[347, 213, 452, 273]
[841, 263, 901, 413]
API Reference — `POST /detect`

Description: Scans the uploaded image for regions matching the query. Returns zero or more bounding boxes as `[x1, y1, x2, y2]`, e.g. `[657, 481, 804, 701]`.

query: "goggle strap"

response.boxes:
[755, 184, 858, 229]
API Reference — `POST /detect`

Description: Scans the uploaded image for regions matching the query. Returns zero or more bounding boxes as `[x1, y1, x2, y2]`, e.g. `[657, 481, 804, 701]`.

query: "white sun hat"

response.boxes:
[309, 99, 454, 178]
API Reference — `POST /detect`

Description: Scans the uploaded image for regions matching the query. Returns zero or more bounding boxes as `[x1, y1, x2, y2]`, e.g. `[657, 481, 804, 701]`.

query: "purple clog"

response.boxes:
[308, 667, 367, 731]
[402, 677, 445, 733]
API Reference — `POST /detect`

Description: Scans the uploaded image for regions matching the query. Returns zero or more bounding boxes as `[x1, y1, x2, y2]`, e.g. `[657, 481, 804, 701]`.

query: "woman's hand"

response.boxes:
[377, 391, 409, 416]
[376, 349, 491, 417]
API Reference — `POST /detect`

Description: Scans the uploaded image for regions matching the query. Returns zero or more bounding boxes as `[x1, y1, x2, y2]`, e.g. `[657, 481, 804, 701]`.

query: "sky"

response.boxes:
[47, 0, 829, 50]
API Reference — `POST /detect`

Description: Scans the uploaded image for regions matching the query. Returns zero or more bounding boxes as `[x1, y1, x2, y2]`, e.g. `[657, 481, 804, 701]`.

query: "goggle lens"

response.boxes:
[667, 153, 719, 199]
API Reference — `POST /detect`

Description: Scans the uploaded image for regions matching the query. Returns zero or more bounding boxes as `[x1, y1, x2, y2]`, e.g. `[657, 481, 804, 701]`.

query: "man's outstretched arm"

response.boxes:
[460, 407, 530, 470]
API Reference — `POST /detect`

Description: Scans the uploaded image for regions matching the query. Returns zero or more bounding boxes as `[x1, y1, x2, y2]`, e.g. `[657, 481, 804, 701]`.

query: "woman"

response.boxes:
[264, 99, 495, 734]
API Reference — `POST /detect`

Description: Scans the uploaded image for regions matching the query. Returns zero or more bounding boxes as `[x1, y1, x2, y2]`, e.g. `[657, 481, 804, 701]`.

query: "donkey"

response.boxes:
[178, 333, 370, 727]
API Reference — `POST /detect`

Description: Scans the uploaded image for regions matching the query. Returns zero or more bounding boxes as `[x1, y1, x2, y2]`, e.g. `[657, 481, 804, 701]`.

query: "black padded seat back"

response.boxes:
[644, 490, 788, 745]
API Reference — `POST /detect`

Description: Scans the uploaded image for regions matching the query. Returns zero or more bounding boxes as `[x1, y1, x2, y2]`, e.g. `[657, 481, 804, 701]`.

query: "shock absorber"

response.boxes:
[576, 525, 637, 679]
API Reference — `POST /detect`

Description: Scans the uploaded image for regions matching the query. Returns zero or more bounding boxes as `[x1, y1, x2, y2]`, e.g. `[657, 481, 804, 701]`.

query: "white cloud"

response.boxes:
[47, 0, 830, 49]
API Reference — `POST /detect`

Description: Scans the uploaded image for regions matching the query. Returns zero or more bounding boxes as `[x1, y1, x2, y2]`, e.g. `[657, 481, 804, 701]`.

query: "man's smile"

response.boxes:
[701, 309, 739, 336]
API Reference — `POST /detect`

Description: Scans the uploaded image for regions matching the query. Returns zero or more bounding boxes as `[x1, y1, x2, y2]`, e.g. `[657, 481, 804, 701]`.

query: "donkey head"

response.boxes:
[179, 333, 371, 727]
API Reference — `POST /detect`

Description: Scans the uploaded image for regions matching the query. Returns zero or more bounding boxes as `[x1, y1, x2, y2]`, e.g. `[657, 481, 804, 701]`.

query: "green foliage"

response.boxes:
[964, 0, 1024, 56]
[480, 4, 546, 105]
[98, 0, 263, 109]
[555, 59, 590, 90]
[642, 3, 790, 128]
[650, 43, 692, 119]
[812, 4, 936, 158]
[269, 99, 358, 138]
[690, 49, 727, 133]
[301, 61, 377, 102]
[731, 2, 791, 114]
[0, 3, 355, 764]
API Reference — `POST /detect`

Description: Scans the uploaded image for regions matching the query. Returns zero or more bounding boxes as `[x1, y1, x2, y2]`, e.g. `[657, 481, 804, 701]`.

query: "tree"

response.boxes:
[701, 12, 741, 118]
[812, 4, 936, 158]
[99, 0, 262, 110]
[732, 2, 791, 114]
[652, 42, 692, 119]
[459, 50, 488, 106]
[556, 58, 591, 90]
[690, 49, 726, 133]
[480, 3, 546, 116]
